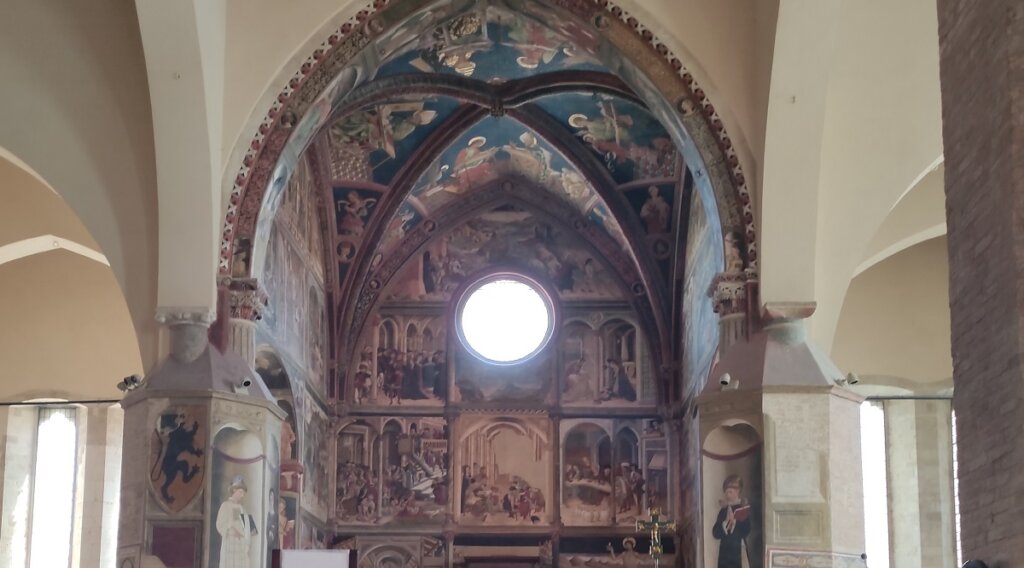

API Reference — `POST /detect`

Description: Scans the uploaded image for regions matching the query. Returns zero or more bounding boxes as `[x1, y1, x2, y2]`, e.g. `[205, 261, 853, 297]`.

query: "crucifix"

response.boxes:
[635, 508, 675, 567]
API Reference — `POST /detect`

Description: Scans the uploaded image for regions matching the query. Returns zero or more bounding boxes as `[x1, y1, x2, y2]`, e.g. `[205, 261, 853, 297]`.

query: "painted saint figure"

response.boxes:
[712, 474, 752, 568]
[278, 498, 294, 550]
[606, 537, 651, 567]
[217, 475, 256, 568]
[640, 186, 670, 234]
[603, 358, 637, 401]
[280, 420, 296, 462]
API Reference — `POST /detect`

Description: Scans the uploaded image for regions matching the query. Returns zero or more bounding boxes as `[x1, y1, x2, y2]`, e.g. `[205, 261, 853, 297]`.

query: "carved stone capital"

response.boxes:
[707, 271, 748, 316]
[228, 285, 268, 322]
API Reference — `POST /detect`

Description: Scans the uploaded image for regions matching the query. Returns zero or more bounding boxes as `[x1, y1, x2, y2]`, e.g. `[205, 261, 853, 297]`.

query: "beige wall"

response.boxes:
[0, 0, 159, 368]
[812, 0, 943, 349]
[0, 159, 98, 251]
[832, 236, 952, 384]
[857, 165, 946, 277]
[0, 251, 142, 401]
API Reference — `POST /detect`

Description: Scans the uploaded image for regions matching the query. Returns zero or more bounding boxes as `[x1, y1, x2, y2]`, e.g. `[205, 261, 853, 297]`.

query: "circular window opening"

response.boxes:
[457, 276, 554, 365]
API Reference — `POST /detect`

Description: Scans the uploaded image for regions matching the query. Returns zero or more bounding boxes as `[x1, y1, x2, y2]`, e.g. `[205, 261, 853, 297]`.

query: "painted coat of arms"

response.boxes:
[149, 406, 207, 512]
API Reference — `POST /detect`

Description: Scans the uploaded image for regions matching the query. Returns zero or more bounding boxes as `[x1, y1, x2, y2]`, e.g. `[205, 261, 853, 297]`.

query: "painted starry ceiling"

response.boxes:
[304, 0, 695, 318]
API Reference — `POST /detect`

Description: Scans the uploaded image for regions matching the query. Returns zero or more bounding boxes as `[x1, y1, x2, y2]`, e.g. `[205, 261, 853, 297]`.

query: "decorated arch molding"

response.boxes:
[219, 0, 758, 281]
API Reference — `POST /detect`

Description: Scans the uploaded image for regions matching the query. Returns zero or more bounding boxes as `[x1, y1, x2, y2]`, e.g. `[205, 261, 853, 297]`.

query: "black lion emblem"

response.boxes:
[150, 413, 204, 503]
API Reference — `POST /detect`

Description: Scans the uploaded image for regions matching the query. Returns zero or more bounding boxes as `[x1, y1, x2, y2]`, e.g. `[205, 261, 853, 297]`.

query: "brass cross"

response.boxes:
[635, 508, 675, 567]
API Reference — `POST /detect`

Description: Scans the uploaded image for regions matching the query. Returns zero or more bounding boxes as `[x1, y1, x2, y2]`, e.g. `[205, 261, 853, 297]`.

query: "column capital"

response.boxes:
[224, 278, 268, 322]
[708, 269, 757, 316]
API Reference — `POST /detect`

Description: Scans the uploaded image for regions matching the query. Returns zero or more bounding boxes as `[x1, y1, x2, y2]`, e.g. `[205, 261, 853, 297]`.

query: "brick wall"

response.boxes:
[937, 0, 1024, 563]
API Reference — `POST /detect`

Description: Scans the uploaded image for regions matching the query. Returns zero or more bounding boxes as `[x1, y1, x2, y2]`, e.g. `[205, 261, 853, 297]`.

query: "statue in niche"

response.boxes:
[712, 474, 752, 568]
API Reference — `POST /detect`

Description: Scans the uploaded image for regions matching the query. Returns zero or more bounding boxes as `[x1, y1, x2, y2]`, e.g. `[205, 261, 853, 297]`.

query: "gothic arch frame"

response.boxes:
[219, 0, 758, 284]
[341, 176, 669, 392]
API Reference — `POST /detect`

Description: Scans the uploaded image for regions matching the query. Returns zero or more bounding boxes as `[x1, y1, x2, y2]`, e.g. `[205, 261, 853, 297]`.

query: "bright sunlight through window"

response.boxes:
[459, 277, 553, 364]
[29, 407, 78, 568]
[861, 402, 890, 568]
[952, 411, 963, 567]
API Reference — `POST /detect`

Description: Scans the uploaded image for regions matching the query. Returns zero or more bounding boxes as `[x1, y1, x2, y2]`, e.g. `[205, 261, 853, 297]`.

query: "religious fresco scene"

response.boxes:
[455, 416, 553, 526]
[335, 417, 451, 525]
[259, 155, 331, 399]
[372, 116, 633, 258]
[326, 97, 462, 185]
[532, 92, 680, 185]
[558, 536, 675, 567]
[453, 340, 555, 404]
[561, 419, 669, 527]
[383, 205, 626, 302]
[218, 0, 740, 564]
[349, 311, 449, 407]
[301, 391, 333, 522]
[559, 316, 656, 407]
[373, 1, 606, 81]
